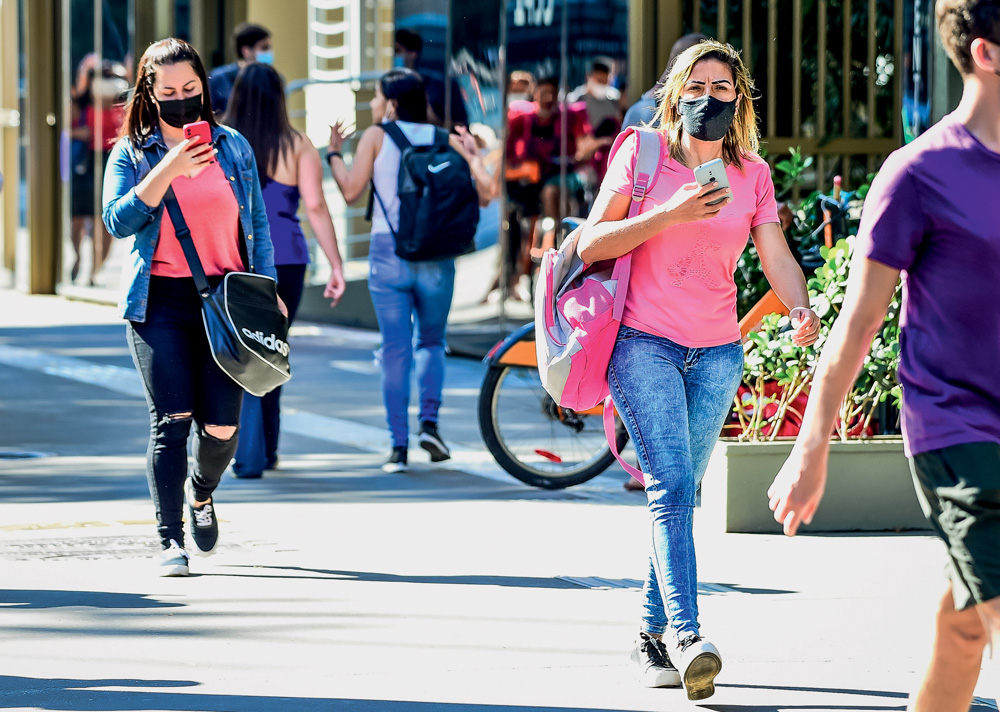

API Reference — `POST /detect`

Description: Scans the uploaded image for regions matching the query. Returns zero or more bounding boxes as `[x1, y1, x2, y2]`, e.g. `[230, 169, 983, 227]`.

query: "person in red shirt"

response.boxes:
[69, 56, 128, 285]
[505, 77, 605, 269]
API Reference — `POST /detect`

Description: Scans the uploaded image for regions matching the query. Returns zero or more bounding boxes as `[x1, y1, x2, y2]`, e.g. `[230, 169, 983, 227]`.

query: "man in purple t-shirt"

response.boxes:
[768, 0, 1000, 709]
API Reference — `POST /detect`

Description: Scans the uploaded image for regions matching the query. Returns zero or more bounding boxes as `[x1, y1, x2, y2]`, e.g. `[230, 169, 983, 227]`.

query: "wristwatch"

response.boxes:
[325, 150, 343, 163]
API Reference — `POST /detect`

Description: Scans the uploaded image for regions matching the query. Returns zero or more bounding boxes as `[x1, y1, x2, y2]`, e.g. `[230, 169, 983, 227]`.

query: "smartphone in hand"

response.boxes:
[182, 120, 215, 162]
[693, 158, 730, 206]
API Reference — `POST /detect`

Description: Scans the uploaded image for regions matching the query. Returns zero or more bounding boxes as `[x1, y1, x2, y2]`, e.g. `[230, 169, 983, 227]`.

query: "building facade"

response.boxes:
[0, 0, 961, 303]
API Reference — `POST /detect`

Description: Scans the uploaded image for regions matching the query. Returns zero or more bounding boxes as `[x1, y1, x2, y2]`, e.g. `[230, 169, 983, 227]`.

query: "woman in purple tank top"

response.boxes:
[224, 63, 346, 478]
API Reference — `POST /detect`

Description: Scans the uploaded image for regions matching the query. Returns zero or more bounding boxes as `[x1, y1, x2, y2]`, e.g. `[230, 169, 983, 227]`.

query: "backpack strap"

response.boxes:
[603, 396, 644, 483]
[601, 126, 664, 485]
[608, 127, 663, 322]
[380, 121, 412, 151]
[368, 123, 410, 238]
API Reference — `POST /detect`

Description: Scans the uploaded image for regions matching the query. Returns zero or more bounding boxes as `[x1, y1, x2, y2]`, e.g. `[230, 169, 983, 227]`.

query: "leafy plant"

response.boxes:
[735, 159, 876, 320]
[772, 148, 814, 201]
[735, 238, 902, 442]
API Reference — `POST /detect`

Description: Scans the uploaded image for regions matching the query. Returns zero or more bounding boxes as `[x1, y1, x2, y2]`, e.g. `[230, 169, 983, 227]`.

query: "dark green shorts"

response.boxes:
[909, 441, 1000, 610]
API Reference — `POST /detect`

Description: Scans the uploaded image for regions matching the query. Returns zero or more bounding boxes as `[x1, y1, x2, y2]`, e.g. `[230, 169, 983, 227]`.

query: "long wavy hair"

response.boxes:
[119, 38, 217, 146]
[650, 40, 760, 171]
[223, 62, 297, 182]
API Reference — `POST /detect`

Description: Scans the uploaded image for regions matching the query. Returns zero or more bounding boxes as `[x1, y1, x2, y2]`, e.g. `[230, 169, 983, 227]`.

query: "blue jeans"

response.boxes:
[608, 325, 743, 645]
[233, 264, 306, 476]
[368, 233, 455, 448]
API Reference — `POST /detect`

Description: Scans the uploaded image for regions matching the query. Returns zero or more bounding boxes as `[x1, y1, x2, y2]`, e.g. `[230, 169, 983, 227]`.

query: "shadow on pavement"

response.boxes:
[0, 589, 183, 610]
[214, 565, 583, 589]
[0, 468, 150, 504]
[0, 463, 601, 507]
[704, 706, 904, 711]
[9, 675, 976, 712]
[705, 686, 906, 711]
[0, 675, 644, 711]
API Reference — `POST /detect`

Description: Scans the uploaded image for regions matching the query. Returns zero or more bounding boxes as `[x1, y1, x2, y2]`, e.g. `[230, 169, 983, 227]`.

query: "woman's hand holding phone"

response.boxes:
[659, 180, 731, 225]
[163, 138, 216, 180]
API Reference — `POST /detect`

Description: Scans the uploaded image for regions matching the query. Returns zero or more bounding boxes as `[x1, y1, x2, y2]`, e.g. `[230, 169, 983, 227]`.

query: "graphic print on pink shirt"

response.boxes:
[602, 133, 779, 347]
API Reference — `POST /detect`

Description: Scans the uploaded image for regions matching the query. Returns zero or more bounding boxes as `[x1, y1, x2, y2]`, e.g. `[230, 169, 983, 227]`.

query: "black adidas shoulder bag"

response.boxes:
[160, 187, 291, 397]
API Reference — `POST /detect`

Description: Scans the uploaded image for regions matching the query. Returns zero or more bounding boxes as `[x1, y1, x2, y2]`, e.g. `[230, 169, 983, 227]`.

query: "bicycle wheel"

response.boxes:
[478, 363, 620, 489]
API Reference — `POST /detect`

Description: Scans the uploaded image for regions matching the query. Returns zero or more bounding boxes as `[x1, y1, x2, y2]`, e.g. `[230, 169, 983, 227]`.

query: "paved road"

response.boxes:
[0, 291, 996, 711]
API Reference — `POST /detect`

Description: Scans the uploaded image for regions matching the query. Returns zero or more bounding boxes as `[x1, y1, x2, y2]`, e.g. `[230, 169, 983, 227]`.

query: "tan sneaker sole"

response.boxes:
[683, 652, 722, 700]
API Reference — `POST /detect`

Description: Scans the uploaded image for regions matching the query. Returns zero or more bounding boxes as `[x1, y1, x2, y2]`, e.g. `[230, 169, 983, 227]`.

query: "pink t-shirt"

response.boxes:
[151, 160, 243, 278]
[603, 133, 779, 347]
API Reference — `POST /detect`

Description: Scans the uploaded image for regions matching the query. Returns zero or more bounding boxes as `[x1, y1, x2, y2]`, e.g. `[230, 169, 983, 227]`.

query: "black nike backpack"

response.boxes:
[371, 121, 480, 261]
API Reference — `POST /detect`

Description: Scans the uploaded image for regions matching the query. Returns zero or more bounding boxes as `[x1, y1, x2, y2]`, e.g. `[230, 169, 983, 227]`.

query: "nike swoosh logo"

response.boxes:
[427, 162, 451, 173]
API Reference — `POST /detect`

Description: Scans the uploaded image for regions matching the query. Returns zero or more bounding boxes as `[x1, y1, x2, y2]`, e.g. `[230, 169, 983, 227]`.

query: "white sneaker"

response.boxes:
[159, 539, 190, 577]
[630, 632, 681, 687]
[674, 634, 722, 700]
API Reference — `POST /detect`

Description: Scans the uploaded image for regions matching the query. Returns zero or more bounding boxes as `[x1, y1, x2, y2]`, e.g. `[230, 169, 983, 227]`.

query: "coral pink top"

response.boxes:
[603, 134, 779, 347]
[151, 160, 243, 278]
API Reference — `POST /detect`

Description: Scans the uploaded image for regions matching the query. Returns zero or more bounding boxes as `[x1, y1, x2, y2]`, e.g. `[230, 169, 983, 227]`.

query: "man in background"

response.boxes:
[394, 28, 468, 127]
[567, 58, 621, 138]
[209, 23, 273, 115]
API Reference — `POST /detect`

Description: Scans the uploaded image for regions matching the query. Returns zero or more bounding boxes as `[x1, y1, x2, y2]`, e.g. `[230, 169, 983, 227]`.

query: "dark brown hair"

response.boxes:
[119, 38, 217, 145]
[379, 68, 428, 123]
[223, 63, 297, 182]
[936, 0, 1000, 74]
[233, 22, 271, 58]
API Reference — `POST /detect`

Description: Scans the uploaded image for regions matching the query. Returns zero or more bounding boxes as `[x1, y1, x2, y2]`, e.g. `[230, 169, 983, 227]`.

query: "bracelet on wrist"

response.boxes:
[326, 150, 343, 163]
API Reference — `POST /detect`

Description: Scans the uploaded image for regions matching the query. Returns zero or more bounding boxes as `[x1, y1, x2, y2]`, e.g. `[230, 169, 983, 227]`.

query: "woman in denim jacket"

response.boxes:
[102, 38, 277, 577]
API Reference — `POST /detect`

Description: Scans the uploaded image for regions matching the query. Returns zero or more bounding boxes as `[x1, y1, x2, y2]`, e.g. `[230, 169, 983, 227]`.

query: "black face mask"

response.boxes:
[678, 95, 737, 142]
[155, 95, 203, 128]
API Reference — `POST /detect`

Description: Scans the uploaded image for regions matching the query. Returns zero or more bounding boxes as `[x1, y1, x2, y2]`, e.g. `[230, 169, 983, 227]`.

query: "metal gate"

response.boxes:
[682, 0, 905, 192]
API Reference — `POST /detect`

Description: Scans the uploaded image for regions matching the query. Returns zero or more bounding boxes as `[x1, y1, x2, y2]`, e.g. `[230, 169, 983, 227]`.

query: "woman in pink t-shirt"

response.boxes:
[578, 41, 820, 700]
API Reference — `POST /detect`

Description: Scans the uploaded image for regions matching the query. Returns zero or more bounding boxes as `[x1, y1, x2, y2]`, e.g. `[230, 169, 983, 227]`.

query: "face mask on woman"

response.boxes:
[156, 95, 203, 128]
[678, 95, 737, 142]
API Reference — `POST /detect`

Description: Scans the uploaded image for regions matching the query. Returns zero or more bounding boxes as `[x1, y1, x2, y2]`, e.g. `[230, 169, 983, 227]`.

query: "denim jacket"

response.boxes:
[102, 124, 275, 323]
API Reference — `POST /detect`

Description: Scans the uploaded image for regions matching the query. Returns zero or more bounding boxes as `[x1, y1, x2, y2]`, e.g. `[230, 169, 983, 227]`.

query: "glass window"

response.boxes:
[63, 0, 132, 290]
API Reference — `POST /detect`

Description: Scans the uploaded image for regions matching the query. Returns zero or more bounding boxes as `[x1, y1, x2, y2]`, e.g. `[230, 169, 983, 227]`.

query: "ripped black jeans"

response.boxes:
[127, 276, 244, 549]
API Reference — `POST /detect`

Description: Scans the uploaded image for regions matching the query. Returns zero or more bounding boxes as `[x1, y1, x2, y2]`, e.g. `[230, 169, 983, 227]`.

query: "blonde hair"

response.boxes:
[649, 40, 760, 171]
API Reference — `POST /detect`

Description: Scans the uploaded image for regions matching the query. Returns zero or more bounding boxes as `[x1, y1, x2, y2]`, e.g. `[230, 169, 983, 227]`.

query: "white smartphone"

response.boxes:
[693, 158, 731, 206]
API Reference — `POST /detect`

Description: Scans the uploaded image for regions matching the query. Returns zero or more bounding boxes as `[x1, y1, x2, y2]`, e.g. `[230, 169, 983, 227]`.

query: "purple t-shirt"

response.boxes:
[856, 113, 1000, 456]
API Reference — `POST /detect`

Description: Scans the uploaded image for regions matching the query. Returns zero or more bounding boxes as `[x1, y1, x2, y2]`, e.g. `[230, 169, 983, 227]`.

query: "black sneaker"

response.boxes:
[184, 478, 219, 556]
[418, 421, 451, 462]
[630, 632, 681, 688]
[382, 446, 408, 473]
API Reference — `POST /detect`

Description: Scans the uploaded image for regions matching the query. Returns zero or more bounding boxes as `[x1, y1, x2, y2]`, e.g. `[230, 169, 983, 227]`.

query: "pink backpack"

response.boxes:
[533, 127, 663, 482]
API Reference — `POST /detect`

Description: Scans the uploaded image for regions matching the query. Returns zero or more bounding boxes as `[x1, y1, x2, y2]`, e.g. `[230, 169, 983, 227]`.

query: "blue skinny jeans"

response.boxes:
[608, 325, 743, 646]
[368, 233, 455, 448]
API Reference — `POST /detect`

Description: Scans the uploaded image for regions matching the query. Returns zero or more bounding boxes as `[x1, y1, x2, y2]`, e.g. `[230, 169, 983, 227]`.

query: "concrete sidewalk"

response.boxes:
[0, 289, 996, 711]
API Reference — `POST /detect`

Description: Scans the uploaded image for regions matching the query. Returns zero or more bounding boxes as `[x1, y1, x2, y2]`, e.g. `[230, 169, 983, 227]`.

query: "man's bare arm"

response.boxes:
[767, 251, 900, 535]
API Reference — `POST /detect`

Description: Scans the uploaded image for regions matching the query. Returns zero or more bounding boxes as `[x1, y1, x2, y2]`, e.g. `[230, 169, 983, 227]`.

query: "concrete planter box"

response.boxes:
[700, 438, 929, 534]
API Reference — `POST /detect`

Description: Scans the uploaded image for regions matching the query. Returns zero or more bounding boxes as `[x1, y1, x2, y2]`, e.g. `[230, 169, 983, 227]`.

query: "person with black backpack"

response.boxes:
[327, 68, 492, 473]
